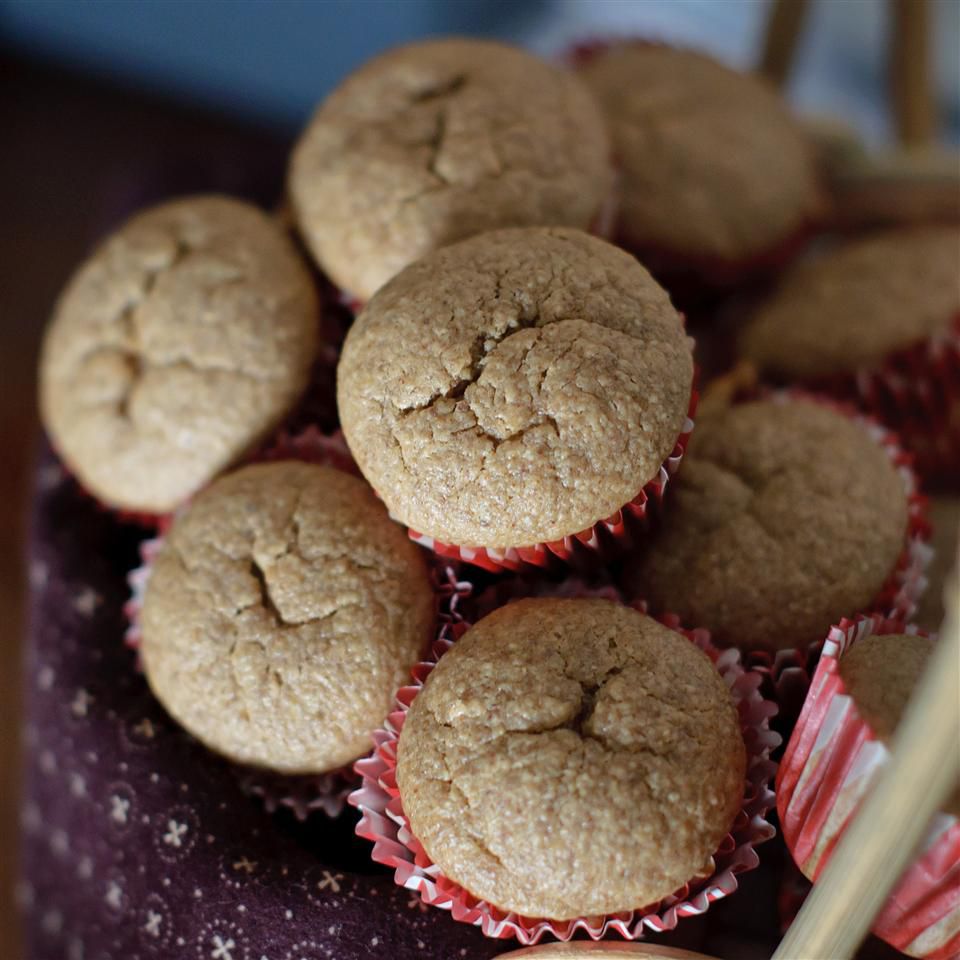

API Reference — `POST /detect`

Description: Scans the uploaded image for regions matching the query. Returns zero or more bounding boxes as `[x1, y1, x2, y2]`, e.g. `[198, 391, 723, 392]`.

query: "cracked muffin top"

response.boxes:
[396, 597, 746, 919]
[625, 398, 909, 652]
[839, 633, 960, 817]
[288, 38, 614, 301]
[140, 460, 434, 774]
[336, 227, 694, 548]
[39, 195, 319, 514]
[578, 44, 820, 265]
[741, 226, 960, 379]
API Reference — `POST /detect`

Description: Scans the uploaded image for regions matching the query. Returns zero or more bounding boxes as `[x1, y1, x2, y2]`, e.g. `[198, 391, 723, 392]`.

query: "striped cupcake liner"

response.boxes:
[123, 431, 452, 821]
[349, 591, 779, 945]
[777, 614, 960, 959]
[408, 386, 699, 574]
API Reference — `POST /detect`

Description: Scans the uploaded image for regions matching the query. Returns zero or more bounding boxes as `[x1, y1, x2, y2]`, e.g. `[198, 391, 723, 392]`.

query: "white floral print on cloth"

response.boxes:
[20, 447, 504, 960]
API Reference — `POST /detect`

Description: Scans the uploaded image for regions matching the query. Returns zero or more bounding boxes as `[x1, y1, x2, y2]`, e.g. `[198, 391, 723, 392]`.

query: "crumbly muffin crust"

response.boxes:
[396, 598, 746, 919]
[336, 227, 693, 547]
[289, 38, 614, 300]
[840, 633, 960, 816]
[140, 461, 434, 774]
[579, 44, 820, 264]
[39, 196, 319, 513]
[628, 399, 909, 651]
[741, 226, 960, 378]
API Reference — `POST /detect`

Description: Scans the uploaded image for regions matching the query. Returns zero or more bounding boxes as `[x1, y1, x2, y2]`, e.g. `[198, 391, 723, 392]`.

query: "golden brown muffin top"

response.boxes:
[39, 196, 319, 514]
[397, 598, 746, 919]
[741, 226, 960, 378]
[288, 38, 614, 301]
[579, 44, 821, 264]
[140, 461, 434, 774]
[840, 633, 959, 817]
[337, 227, 693, 548]
[627, 399, 909, 652]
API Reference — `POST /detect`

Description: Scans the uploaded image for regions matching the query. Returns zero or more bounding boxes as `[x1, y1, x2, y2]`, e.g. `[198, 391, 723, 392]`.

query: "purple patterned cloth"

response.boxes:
[20, 448, 505, 960]
[21, 447, 913, 960]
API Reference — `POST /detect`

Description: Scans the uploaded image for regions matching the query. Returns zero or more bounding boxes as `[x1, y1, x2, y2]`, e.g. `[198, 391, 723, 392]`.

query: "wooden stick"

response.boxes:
[697, 360, 758, 421]
[891, 0, 937, 145]
[506, 548, 960, 960]
[829, 146, 960, 230]
[758, 0, 810, 87]
[773, 550, 960, 959]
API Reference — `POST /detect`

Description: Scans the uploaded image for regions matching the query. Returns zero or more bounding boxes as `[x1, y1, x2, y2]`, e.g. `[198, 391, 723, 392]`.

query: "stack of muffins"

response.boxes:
[31, 35, 958, 960]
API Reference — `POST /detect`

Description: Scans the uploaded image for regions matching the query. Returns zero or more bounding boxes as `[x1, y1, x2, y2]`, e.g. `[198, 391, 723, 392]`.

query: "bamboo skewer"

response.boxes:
[891, 0, 937, 146]
[507, 7, 957, 957]
[758, 0, 810, 88]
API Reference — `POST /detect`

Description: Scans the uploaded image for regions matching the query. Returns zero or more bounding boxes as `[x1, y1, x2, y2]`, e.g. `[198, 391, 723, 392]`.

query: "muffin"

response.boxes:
[578, 43, 821, 297]
[289, 38, 614, 302]
[22, 448, 510, 960]
[625, 397, 915, 652]
[740, 227, 960, 482]
[140, 460, 434, 774]
[39, 195, 319, 515]
[336, 226, 694, 569]
[741, 227, 959, 380]
[395, 598, 746, 919]
[778, 621, 960, 959]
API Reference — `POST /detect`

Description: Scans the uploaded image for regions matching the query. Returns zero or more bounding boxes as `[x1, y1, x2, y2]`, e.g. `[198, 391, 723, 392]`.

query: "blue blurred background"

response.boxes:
[2, 0, 958, 141]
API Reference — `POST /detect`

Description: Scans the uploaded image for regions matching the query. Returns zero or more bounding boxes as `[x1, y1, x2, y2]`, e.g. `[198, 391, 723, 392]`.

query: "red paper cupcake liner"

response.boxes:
[123, 428, 433, 821]
[777, 614, 960, 959]
[407, 386, 699, 573]
[467, 574, 624, 622]
[258, 425, 359, 474]
[806, 313, 960, 487]
[349, 592, 780, 945]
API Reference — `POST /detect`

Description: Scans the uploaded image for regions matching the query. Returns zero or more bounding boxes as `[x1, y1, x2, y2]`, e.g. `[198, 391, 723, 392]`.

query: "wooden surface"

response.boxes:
[890, 0, 936, 145]
[0, 53, 289, 960]
[757, 0, 809, 87]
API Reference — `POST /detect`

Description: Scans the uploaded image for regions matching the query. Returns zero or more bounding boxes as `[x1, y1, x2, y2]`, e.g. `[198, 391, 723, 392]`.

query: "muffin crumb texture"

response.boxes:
[840, 633, 960, 817]
[337, 227, 693, 548]
[140, 460, 434, 774]
[579, 44, 821, 264]
[397, 598, 746, 919]
[741, 226, 960, 378]
[289, 38, 613, 300]
[628, 399, 909, 651]
[40, 195, 318, 513]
